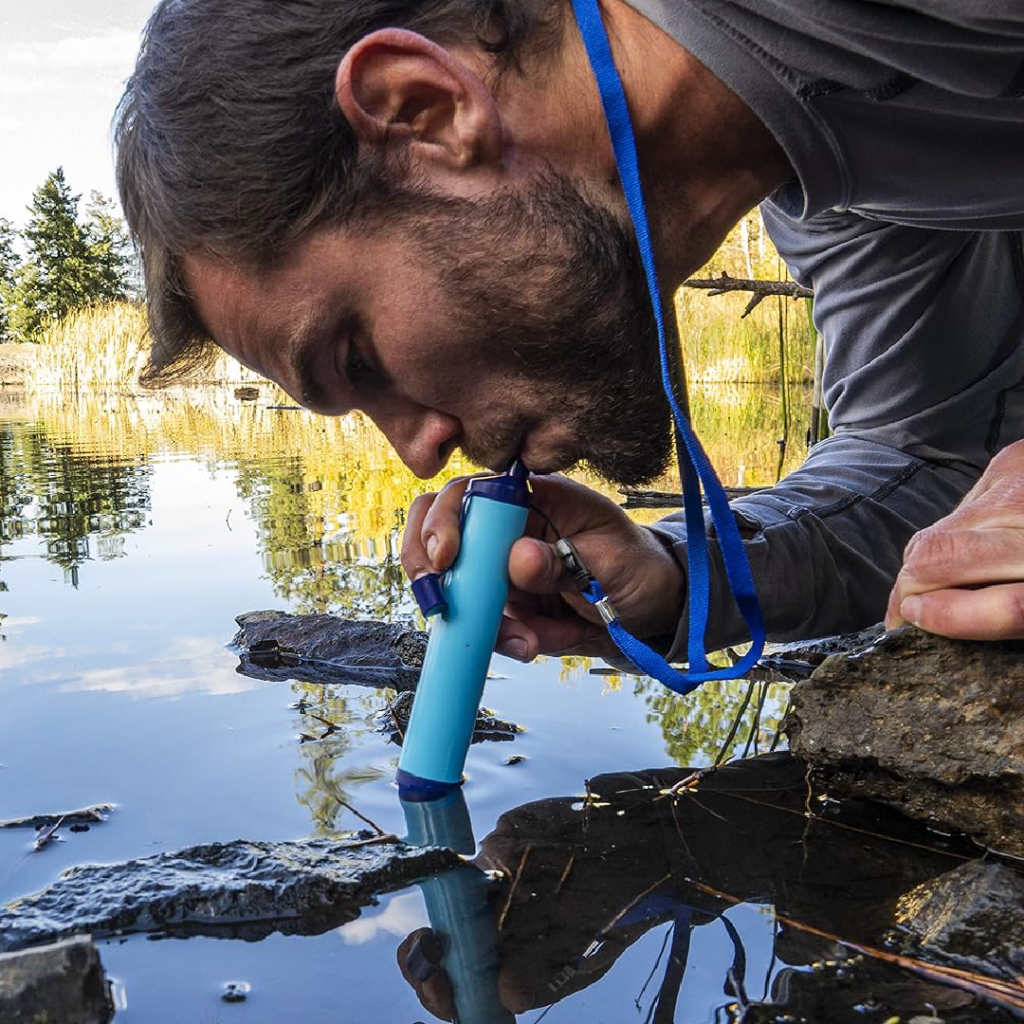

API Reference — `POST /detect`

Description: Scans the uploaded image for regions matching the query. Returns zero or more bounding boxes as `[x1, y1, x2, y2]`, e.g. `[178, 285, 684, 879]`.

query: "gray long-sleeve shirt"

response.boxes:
[626, 1, 1024, 650]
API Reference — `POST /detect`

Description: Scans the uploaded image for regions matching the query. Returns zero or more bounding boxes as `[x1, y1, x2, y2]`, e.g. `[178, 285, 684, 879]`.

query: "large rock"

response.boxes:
[786, 627, 1024, 856]
[896, 859, 1024, 982]
[231, 610, 427, 691]
[0, 836, 460, 953]
[0, 935, 113, 1024]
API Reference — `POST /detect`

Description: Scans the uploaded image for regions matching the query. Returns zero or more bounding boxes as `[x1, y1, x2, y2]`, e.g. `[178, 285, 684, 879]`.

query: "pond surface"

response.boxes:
[0, 389, 1013, 1023]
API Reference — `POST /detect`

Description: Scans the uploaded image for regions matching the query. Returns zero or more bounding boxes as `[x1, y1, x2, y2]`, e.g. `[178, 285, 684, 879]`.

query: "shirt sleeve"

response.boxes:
[647, 208, 1024, 653]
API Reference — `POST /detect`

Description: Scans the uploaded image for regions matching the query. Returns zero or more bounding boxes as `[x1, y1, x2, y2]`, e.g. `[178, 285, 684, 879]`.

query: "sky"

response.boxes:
[0, 1, 157, 227]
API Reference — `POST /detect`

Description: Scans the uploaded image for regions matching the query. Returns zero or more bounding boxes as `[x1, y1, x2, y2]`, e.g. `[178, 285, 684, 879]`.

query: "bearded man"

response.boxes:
[115, 0, 1024, 660]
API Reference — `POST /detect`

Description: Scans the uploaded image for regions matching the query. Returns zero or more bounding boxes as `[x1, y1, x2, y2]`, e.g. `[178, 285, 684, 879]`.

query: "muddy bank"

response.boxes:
[786, 627, 1024, 857]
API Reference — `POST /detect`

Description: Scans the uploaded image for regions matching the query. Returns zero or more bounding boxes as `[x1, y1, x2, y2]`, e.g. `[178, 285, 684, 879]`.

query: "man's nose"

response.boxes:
[370, 399, 462, 479]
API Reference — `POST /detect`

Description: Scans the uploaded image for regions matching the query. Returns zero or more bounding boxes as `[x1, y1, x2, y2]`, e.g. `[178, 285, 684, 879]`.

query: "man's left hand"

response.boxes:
[885, 438, 1024, 640]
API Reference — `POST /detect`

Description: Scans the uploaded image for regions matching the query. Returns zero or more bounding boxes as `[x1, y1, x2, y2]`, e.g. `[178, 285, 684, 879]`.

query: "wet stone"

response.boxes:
[231, 610, 427, 691]
[378, 690, 523, 745]
[786, 627, 1024, 856]
[221, 980, 252, 1003]
[765, 624, 885, 668]
[0, 934, 114, 1024]
[0, 836, 461, 953]
[896, 859, 1024, 982]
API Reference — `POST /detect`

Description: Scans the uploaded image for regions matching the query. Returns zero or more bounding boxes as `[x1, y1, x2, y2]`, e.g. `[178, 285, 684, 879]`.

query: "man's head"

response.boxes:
[116, 0, 674, 482]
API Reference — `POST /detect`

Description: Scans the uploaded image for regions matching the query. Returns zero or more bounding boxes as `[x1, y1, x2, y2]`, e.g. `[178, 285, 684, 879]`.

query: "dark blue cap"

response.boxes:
[411, 573, 447, 617]
[466, 459, 530, 507]
[396, 767, 462, 802]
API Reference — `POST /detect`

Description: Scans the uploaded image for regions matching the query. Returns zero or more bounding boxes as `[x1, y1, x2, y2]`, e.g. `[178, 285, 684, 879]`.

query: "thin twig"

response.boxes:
[33, 815, 65, 851]
[711, 789, 973, 861]
[497, 845, 532, 932]
[598, 873, 674, 937]
[335, 798, 387, 836]
[686, 879, 1024, 1011]
[555, 853, 575, 895]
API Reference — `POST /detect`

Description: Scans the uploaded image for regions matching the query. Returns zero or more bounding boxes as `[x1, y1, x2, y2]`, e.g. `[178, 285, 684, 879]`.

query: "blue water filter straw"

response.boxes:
[401, 789, 515, 1023]
[397, 461, 531, 799]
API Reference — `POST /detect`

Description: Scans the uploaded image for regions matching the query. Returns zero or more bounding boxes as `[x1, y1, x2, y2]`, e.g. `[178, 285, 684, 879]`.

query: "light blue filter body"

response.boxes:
[401, 791, 515, 1024]
[398, 488, 529, 787]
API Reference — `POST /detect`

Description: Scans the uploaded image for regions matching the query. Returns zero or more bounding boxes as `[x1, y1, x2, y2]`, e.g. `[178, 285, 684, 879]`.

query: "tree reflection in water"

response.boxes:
[0, 419, 151, 582]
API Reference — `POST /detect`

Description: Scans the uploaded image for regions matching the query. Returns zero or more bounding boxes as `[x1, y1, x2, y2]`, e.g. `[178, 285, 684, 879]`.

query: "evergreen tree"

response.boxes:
[84, 192, 133, 303]
[8, 169, 135, 341]
[17, 167, 94, 338]
[0, 219, 19, 343]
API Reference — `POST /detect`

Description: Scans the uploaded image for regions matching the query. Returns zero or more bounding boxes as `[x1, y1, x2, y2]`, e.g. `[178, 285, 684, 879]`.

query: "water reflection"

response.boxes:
[402, 754, 1003, 1023]
[0, 419, 151, 583]
[0, 383, 810, 602]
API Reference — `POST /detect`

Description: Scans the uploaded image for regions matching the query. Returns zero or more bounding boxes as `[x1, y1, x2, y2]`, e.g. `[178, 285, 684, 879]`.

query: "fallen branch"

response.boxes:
[0, 804, 114, 830]
[682, 273, 813, 318]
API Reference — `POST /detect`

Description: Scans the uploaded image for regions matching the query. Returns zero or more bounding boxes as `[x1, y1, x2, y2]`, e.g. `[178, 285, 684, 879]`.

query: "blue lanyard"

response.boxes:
[571, 0, 766, 689]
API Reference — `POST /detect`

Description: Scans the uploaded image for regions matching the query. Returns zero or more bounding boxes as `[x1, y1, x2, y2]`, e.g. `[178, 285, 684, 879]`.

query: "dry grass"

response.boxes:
[25, 301, 264, 389]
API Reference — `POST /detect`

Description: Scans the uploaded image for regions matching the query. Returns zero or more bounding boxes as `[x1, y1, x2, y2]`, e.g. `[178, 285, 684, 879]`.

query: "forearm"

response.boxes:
[647, 435, 979, 653]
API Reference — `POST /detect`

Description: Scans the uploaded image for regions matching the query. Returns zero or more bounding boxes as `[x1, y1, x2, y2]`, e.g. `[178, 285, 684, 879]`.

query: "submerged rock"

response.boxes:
[231, 610, 427, 691]
[896, 860, 1024, 982]
[765, 624, 884, 668]
[0, 934, 113, 1024]
[786, 627, 1024, 856]
[0, 836, 460, 953]
[378, 690, 523, 745]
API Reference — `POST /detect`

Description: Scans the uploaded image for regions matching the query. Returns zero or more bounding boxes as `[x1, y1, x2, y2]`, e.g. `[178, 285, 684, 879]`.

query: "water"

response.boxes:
[0, 389, 1014, 1023]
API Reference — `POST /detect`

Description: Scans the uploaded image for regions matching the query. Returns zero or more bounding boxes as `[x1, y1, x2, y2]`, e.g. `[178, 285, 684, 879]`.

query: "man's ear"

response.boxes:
[336, 28, 504, 173]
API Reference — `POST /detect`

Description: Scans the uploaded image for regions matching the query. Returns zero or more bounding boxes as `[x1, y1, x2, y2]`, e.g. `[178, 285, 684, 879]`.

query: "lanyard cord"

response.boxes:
[570, 0, 766, 688]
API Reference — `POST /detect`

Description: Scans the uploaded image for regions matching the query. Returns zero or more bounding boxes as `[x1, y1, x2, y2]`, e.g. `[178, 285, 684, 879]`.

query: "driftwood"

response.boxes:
[0, 805, 114, 830]
[682, 273, 814, 317]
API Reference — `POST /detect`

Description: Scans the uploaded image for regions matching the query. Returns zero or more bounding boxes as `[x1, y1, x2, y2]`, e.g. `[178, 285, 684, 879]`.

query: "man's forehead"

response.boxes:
[183, 252, 319, 376]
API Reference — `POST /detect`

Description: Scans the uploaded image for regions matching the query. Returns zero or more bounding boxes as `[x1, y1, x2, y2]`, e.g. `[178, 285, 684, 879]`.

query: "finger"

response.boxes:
[400, 491, 439, 579]
[898, 527, 1024, 593]
[497, 606, 612, 660]
[508, 536, 576, 594]
[400, 478, 472, 578]
[884, 578, 905, 630]
[899, 583, 1024, 641]
[421, 475, 490, 570]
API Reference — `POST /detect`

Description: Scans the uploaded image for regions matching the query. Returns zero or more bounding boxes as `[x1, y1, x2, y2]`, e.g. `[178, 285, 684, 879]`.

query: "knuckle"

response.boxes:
[407, 491, 438, 521]
[902, 526, 961, 578]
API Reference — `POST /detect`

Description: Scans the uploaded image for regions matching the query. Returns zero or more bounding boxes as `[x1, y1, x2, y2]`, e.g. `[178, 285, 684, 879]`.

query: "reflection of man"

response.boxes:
[394, 757, 972, 1020]
[116, 1, 1024, 652]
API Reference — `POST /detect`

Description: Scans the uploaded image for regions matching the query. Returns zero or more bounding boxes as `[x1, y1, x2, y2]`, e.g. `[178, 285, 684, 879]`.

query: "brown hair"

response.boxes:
[114, 0, 564, 385]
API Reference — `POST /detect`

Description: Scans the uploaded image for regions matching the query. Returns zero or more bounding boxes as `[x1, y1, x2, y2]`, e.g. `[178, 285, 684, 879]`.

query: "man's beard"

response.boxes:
[392, 170, 675, 486]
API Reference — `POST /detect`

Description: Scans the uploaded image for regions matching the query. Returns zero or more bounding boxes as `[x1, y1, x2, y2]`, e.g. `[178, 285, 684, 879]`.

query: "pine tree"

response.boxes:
[0, 219, 19, 344]
[9, 169, 135, 341]
[84, 192, 133, 303]
[16, 168, 94, 338]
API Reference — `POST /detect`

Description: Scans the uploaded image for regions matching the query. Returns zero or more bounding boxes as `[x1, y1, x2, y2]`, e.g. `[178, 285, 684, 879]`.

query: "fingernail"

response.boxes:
[426, 535, 439, 567]
[503, 639, 528, 661]
[900, 595, 922, 626]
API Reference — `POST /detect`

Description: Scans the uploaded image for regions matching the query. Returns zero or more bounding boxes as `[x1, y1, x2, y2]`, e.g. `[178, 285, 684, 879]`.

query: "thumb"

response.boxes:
[509, 536, 574, 594]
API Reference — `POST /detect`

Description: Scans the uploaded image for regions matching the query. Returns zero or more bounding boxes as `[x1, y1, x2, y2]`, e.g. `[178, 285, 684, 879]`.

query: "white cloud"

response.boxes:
[336, 892, 428, 946]
[3, 28, 141, 73]
[57, 636, 271, 699]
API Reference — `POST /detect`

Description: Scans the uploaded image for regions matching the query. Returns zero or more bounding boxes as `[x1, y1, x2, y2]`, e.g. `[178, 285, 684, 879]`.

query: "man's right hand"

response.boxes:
[400, 475, 686, 661]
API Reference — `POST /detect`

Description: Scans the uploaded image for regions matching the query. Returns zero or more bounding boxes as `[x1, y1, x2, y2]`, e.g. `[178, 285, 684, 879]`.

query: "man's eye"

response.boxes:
[344, 348, 372, 386]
